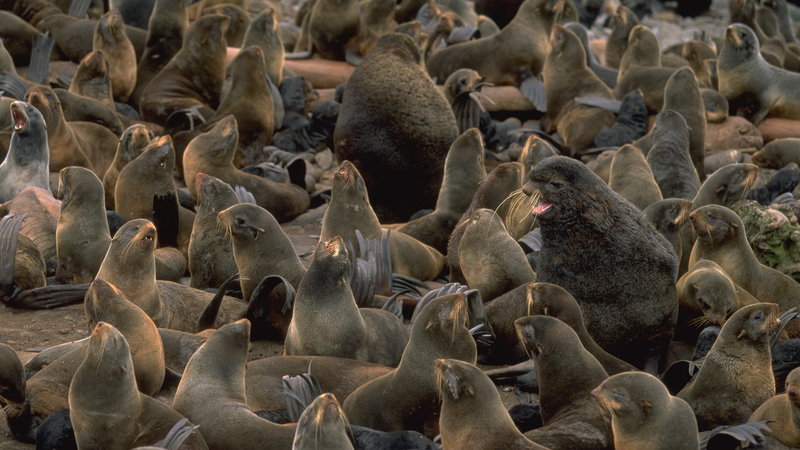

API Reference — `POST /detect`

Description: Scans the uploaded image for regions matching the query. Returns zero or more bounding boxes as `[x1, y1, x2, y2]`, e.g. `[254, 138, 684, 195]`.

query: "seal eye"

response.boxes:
[547, 182, 563, 191]
[753, 311, 763, 321]
[235, 217, 245, 226]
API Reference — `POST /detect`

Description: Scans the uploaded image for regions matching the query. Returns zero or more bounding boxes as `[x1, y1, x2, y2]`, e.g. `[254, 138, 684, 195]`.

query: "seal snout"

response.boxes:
[9, 102, 27, 132]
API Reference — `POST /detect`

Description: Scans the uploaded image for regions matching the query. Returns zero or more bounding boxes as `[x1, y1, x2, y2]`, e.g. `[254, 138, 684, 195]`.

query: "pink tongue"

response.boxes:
[531, 202, 552, 215]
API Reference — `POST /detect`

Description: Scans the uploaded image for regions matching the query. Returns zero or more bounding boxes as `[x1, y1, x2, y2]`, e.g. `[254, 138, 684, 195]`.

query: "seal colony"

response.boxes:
[5, 0, 800, 448]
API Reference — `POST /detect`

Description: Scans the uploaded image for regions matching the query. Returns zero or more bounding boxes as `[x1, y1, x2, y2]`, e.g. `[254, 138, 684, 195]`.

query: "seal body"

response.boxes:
[0, 101, 50, 203]
[334, 33, 458, 223]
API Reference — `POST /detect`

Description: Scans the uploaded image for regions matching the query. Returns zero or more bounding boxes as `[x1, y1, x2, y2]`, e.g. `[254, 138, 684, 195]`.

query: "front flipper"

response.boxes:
[6, 283, 90, 309]
[0, 214, 24, 300]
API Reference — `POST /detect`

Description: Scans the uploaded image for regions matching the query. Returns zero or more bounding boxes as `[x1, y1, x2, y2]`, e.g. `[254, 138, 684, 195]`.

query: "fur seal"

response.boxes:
[692, 163, 758, 209]
[0, 101, 50, 203]
[211, 45, 275, 168]
[93, 9, 137, 103]
[749, 366, 800, 447]
[69, 49, 115, 109]
[605, 5, 638, 69]
[293, 393, 353, 450]
[608, 143, 662, 211]
[334, 32, 459, 223]
[172, 319, 297, 449]
[593, 89, 648, 147]
[114, 135, 195, 253]
[131, 0, 188, 108]
[217, 202, 306, 309]
[447, 162, 523, 283]
[426, 0, 561, 85]
[242, 7, 284, 86]
[343, 293, 477, 436]
[300, 0, 360, 60]
[285, 236, 408, 366]
[677, 303, 780, 430]
[458, 208, 535, 301]
[102, 123, 154, 210]
[542, 24, 615, 154]
[188, 173, 238, 290]
[523, 155, 678, 370]
[752, 138, 800, 169]
[320, 160, 445, 281]
[514, 315, 613, 449]
[688, 205, 800, 318]
[435, 358, 547, 449]
[676, 259, 758, 343]
[69, 322, 207, 449]
[183, 115, 309, 223]
[643, 198, 692, 268]
[55, 166, 110, 284]
[202, 3, 249, 48]
[592, 371, 699, 449]
[718, 24, 800, 124]
[526, 282, 637, 375]
[395, 128, 486, 253]
[139, 14, 229, 124]
[645, 110, 701, 200]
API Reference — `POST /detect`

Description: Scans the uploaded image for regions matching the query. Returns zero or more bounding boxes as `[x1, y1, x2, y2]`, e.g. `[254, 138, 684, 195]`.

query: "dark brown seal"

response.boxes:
[514, 315, 613, 449]
[523, 155, 678, 370]
[593, 371, 699, 449]
[102, 124, 154, 210]
[435, 358, 547, 449]
[93, 9, 137, 103]
[645, 110, 701, 201]
[677, 302, 779, 430]
[334, 32, 458, 223]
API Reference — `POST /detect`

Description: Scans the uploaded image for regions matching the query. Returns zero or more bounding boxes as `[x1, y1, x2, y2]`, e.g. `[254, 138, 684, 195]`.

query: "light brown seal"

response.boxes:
[139, 14, 229, 123]
[604, 5, 638, 69]
[69, 322, 207, 449]
[677, 302, 779, 430]
[592, 372, 699, 449]
[284, 236, 408, 366]
[752, 138, 800, 169]
[93, 9, 137, 102]
[608, 143, 662, 211]
[102, 123, 154, 210]
[55, 166, 110, 284]
[241, 7, 284, 85]
[343, 293, 477, 436]
[749, 366, 800, 447]
[172, 319, 297, 449]
[435, 358, 547, 449]
[292, 393, 353, 450]
[182, 115, 310, 223]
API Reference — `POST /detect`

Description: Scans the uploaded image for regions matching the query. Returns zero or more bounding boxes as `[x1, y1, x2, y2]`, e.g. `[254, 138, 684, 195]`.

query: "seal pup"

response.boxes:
[139, 14, 230, 124]
[526, 282, 637, 375]
[55, 166, 110, 284]
[188, 173, 238, 290]
[130, 0, 189, 108]
[458, 208, 535, 301]
[210, 45, 276, 168]
[217, 203, 305, 338]
[284, 236, 409, 366]
[678, 303, 779, 430]
[0, 101, 50, 203]
[688, 205, 800, 318]
[69, 322, 208, 449]
[514, 315, 613, 449]
[541, 24, 615, 154]
[102, 123, 154, 210]
[343, 293, 477, 435]
[752, 138, 800, 169]
[172, 319, 297, 449]
[676, 259, 758, 343]
[320, 161, 445, 281]
[749, 366, 800, 447]
[523, 155, 678, 370]
[718, 24, 800, 124]
[608, 143, 662, 211]
[395, 128, 486, 254]
[182, 115, 309, 223]
[426, 0, 560, 85]
[605, 5, 638, 69]
[242, 7, 284, 86]
[593, 372, 699, 449]
[334, 32, 459, 223]
[643, 198, 692, 270]
[645, 110, 701, 201]
[435, 359, 547, 449]
[292, 393, 354, 450]
[93, 9, 136, 103]
[692, 163, 758, 210]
